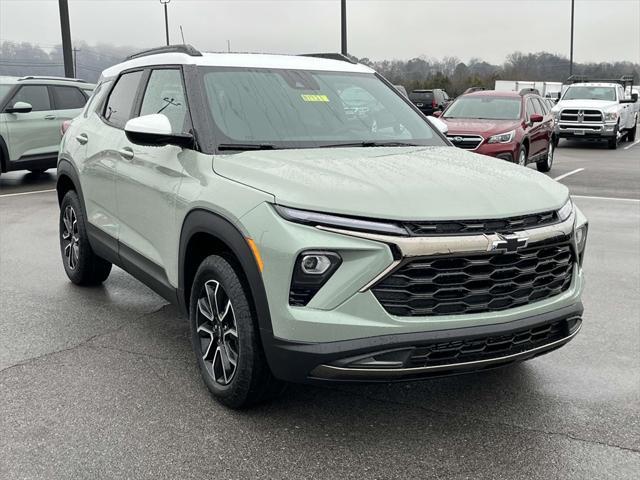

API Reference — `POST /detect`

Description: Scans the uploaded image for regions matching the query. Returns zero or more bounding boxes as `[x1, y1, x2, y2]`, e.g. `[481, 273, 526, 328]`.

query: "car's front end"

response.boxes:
[217, 147, 587, 384]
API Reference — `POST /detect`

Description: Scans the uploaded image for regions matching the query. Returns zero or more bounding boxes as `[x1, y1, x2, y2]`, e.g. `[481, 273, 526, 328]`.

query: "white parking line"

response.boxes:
[623, 139, 640, 150]
[554, 168, 585, 182]
[0, 188, 56, 198]
[573, 194, 639, 202]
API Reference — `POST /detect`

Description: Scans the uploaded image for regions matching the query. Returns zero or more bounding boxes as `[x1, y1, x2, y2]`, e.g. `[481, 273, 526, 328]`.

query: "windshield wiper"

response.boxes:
[319, 141, 422, 148]
[218, 143, 277, 151]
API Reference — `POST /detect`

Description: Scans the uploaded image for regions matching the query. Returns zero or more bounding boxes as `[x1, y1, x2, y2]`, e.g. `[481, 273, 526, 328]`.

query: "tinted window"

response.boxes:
[51, 86, 87, 110]
[140, 69, 189, 134]
[104, 71, 144, 128]
[526, 99, 536, 119]
[562, 86, 616, 101]
[409, 91, 434, 101]
[532, 97, 547, 115]
[0, 84, 14, 103]
[10, 85, 51, 111]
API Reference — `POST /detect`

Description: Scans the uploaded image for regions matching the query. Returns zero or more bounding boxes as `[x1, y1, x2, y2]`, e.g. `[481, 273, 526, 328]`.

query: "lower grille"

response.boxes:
[372, 239, 574, 317]
[560, 109, 603, 122]
[408, 318, 571, 367]
[447, 134, 483, 149]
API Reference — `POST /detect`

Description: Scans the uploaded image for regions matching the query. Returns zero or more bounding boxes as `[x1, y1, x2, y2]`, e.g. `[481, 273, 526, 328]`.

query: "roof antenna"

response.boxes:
[180, 25, 186, 44]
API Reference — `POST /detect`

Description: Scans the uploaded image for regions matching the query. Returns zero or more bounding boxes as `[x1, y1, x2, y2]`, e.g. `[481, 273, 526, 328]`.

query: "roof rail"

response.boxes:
[519, 87, 540, 96]
[126, 44, 202, 61]
[19, 75, 88, 83]
[299, 53, 358, 64]
[565, 74, 635, 87]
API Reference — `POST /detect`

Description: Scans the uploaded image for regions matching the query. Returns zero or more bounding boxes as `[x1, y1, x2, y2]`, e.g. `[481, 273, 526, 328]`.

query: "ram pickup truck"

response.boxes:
[552, 82, 638, 149]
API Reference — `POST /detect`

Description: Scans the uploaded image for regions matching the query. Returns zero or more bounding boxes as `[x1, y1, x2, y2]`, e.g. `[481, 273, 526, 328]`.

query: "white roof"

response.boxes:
[101, 52, 374, 79]
[568, 82, 621, 88]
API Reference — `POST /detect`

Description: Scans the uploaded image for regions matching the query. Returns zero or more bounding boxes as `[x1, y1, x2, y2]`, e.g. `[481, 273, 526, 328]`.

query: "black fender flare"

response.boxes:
[178, 209, 273, 336]
[56, 159, 87, 213]
[0, 135, 9, 173]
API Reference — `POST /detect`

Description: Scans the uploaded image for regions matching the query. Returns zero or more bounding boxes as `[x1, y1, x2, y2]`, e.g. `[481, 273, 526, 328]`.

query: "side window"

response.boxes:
[51, 86, 87, 110]
[83, 81, 109, 118]
[139, 69, 189, 134]
[533, 97, 547, 115]
[526, 99, 536, 120]
[103, 70, 144, 128]
[9, 85, 51, 111]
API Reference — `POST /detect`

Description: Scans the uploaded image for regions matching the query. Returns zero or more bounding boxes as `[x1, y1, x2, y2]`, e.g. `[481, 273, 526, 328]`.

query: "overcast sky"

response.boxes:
[1, 0, 639, 64]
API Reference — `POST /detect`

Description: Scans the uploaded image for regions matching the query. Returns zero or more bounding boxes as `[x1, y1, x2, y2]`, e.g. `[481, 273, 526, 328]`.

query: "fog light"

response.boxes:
[301, 254, 332, 274]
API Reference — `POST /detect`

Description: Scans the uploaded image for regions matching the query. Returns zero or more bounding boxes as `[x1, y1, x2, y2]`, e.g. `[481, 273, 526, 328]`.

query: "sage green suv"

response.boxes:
[56, 46, 587, 409]
[0, 76, 94, 175]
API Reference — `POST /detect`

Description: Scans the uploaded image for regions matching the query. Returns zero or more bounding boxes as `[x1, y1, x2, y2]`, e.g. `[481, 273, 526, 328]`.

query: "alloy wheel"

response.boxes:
[196, 280, 239, 385]
[546, 143, 554, 169]
[61, 205, 80, 270]
[518, 149, 526, 166]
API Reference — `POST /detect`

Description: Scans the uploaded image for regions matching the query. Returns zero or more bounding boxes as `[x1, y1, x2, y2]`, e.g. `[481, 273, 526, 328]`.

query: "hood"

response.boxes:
[213, 146, 568, 221]
[440, 118, 521, 136]
[555, 99, 618, 111]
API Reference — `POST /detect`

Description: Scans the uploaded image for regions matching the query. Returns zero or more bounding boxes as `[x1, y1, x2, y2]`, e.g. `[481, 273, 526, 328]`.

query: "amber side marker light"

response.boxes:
[246, 238, 264, 272]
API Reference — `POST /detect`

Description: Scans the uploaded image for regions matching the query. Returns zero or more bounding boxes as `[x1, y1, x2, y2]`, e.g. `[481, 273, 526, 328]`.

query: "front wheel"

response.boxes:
[608, 136, 618, 150]
[59, 190, 112, 285]
[516, 145, 528, 166]
[537, 141, 554, 172]
[189, 255, 284, 409]
[628, 119, 637, 142]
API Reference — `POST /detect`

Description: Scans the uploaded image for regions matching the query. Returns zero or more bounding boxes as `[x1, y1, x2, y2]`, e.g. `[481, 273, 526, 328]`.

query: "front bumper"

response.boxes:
[557, 122, 617, 138]
[263, 302, 583, 383]
[474, 142, 519, 162]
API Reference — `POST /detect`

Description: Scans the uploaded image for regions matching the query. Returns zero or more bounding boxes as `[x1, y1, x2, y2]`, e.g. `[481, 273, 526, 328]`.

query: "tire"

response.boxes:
[189, 255, 284, 409]
[608, 136, 618, 150]
[628, 119, 637, 142]
[516, 145, 528, 166]
[59, 190, 112, 285]
[536, 141, 554, 172]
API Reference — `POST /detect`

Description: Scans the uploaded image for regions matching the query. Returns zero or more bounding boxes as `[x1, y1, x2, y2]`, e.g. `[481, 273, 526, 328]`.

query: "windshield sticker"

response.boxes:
[301, 94, 330, 102]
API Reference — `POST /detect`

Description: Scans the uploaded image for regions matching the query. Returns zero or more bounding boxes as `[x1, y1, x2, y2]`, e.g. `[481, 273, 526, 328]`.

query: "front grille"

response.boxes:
[560, 109, 603, 122]
[408, 319, 571, 367]
[447, 134, 483, 149]
[372, 239, 574, 317]
[404, 210, 558, 236]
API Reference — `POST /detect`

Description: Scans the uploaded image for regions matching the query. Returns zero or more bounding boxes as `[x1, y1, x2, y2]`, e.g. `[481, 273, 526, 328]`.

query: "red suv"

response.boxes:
[434, 90, 556, 172]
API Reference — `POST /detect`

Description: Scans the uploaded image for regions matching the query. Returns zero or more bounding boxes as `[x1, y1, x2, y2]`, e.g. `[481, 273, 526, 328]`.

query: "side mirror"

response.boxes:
[432, 111, 443, 118]
[124, 114, 194, 148]
[530, 114, 544, 123]
[6, 101, 33, 114]
[632, 93, 638, 103]
[427, 116, 448, 135]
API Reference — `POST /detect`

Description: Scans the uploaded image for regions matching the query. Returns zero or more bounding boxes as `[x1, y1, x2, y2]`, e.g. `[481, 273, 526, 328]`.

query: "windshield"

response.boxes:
[199, 67, 444, 150]
[443, 96, 522, 120]
[0, 84, 14, 104]
[562, 86, 616, 101]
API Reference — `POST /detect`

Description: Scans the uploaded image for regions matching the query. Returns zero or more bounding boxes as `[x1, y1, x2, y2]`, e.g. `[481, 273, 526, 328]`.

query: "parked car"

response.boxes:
[552, 80, 638, 149]
[57, 45, 587, 408]
[0, 76, 94, 175]
[394, 84, 408, 97]
[408, 88, 450, 115]
[435, 90, 556, 171]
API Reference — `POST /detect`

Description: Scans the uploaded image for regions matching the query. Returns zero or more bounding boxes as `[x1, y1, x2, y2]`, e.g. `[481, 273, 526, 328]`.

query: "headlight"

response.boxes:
[574, 223, 588, 265]
[274, 205, 408, 236]
[604, 111, 618, 122]
[487, 129, 515, 144]
[557, 198, 573, 222]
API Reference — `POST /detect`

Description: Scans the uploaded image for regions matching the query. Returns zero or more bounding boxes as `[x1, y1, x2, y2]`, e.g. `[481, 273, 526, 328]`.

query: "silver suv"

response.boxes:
[0, 76, 94, 175]
[57, 46, 587, 409]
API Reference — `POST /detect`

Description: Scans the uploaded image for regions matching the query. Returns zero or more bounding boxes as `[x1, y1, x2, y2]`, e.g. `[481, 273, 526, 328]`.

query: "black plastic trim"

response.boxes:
[126, 44, 202, 61]
[262, 302, 583, 383]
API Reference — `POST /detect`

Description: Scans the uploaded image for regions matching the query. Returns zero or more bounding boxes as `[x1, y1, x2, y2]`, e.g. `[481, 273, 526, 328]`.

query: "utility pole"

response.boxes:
[227, 40, 231, 53]
[569, 0, 575, 76]
[341, 0, 347, 55]
[72, 47, 80, 78]
[58, 0, 74, 78]
[160, 0, 171, 46]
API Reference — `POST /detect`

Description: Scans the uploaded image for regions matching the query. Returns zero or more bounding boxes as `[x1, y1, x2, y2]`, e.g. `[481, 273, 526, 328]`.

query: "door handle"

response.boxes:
[44, 115, 56, 120]
[75, 133, 88, 145]
[118, 147, 134, 161]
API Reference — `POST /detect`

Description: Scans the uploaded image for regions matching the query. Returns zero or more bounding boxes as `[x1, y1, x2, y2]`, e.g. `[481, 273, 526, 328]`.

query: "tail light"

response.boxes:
[60, 120, 72, 137]
[432, 99, 437, 108]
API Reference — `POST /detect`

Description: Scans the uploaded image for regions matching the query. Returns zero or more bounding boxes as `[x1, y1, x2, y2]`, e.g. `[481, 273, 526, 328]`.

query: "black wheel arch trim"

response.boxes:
[0, 135, 8, 172]
[178, 209, 273, 336]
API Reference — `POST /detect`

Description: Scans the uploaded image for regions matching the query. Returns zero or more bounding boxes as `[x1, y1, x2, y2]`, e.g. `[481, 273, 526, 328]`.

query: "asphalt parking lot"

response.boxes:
[1, 136, 639, 479]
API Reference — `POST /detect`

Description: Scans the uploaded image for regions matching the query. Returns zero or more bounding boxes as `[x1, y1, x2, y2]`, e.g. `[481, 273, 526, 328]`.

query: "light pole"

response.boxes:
[569, 0, 574, 77]
[58, 0, 74, 77]
[160, 0, 171, 46]
[341, 0, 347, 55]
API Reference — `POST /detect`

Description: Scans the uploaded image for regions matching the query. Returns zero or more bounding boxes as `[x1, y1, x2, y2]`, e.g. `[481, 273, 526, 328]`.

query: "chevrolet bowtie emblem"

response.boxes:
[490, 234, 529, 253]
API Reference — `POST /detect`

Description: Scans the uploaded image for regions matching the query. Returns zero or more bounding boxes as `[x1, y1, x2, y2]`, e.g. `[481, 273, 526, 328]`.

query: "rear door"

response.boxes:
[2, 84, 58, 161]
[50, 85, 88, 127]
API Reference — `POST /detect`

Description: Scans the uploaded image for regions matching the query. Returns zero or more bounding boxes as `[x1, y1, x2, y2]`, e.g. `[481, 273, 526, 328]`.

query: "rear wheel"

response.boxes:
[189, 255, 284, 409]
[59, 190, 112, 285]
[628, 118, 637, 142]
[536, 141, 554, 172]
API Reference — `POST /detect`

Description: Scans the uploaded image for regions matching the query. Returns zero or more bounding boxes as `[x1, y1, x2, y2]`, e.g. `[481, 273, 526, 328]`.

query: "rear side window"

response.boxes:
[532, 97, 547, 115]
[10, 85, 51, 111]
[139, 69, 189, 134]
[51, 86, 87, 110]
[104, 70, 144, 128]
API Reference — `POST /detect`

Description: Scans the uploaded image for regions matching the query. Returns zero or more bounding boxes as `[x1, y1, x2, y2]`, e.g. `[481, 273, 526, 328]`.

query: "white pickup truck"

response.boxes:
[552, 82, 638, 149]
